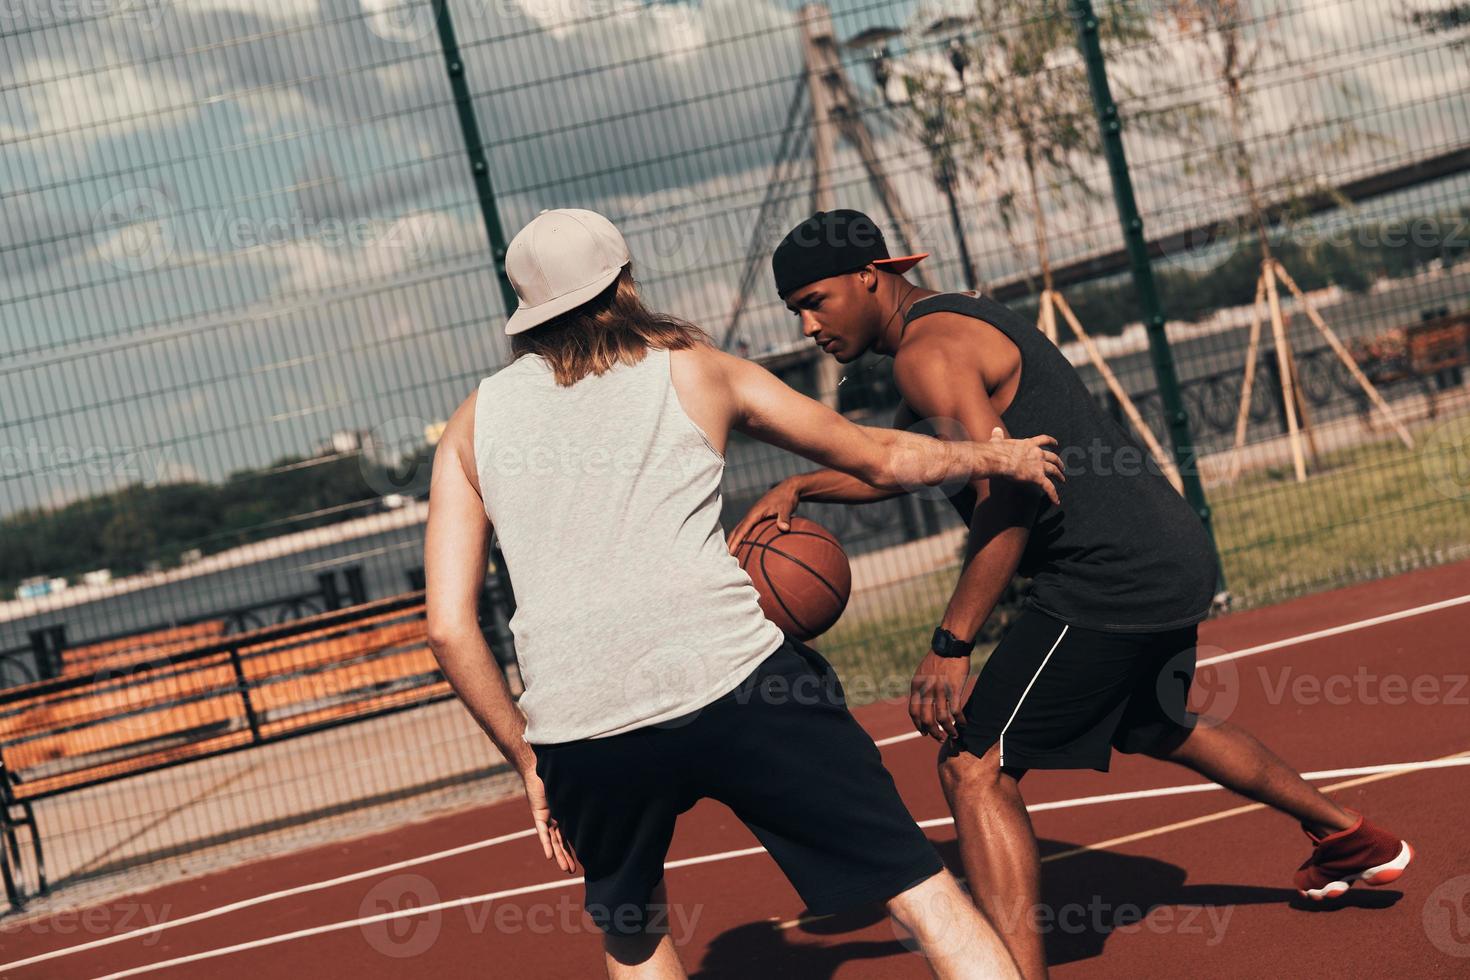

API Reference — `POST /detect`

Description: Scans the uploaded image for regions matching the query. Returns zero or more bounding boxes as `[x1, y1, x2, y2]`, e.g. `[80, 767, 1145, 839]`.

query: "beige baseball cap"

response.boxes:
[504, 208, 631, 336]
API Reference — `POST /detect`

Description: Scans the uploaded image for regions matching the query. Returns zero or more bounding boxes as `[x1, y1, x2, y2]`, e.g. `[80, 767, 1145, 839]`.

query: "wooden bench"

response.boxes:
[0, 592, 462, 910]
[57, 621, 228, 679]
[1348, 311, 1470, 416]
[1352, 312, 1470, 383]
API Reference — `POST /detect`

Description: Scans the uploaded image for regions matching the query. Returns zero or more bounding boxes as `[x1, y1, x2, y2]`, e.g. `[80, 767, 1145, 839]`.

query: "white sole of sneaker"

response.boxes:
[1299, 840, 1414, 901]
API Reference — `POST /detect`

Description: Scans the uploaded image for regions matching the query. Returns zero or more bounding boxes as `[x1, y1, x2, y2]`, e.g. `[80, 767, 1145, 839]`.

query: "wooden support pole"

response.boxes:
[1052, 292, 1185, 495]
[1286, 344, 1320, 459]
[1226, 276, 1267, 481]
[1271, 260, 1415, 449]
[1038, 289, 1059, 343]
[1262, 260, 1307, 482]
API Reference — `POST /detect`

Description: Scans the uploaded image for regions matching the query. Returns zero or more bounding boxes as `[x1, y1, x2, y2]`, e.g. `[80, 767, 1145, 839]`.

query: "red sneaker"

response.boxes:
[1294, 809, 1413, 900]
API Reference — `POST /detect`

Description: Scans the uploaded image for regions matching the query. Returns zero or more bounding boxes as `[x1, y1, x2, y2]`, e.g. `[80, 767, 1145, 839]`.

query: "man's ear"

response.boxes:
[860, 264, 879, 292]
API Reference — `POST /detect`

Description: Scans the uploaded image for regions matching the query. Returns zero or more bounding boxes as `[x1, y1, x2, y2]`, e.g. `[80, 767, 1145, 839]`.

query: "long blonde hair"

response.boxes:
[510, 267, 714, 386]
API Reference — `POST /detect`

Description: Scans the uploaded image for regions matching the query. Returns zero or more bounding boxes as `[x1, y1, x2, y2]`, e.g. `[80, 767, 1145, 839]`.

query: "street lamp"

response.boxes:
[844, 19, 982, 292]
[925, 14, 974, 82]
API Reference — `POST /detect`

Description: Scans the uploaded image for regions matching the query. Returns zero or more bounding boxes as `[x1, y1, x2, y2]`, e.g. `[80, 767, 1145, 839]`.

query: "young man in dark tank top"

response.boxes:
[733, 210, 1412, 979]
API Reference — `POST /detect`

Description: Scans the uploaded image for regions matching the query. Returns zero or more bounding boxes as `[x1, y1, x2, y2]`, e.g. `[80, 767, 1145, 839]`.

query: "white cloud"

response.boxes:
[0, 59, 198, 140]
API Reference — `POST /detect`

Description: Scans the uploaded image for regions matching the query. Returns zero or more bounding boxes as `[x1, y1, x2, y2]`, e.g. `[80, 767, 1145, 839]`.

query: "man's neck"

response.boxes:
[873, 283, 941, 356]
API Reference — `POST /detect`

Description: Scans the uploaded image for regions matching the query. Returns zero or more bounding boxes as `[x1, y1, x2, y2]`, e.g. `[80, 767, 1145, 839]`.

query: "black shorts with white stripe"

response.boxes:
[955, 608, 1200, 772]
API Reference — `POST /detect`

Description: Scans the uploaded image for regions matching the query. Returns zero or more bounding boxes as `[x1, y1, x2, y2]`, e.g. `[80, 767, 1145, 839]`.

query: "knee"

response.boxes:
[938, 743, 1008, 803]
[886, 869, 962, 932]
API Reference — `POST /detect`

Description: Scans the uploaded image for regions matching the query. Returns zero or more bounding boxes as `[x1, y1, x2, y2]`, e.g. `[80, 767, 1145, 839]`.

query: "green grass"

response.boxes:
[814, 412, 1470, 708]
[818, 566, 996, 708]
[1211, 413, 1470, 606]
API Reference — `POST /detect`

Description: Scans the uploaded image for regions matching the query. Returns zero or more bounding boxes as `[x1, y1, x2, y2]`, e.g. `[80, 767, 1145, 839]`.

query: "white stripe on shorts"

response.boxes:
[997, 624, 1070, 767]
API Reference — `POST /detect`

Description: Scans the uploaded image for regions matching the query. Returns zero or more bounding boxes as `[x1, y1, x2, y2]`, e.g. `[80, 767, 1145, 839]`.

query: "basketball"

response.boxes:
[734, 516, 852, 640]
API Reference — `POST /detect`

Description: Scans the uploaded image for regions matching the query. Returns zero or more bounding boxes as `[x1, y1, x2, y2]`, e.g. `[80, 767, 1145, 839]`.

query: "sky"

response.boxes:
[1, 0, 1466, 520]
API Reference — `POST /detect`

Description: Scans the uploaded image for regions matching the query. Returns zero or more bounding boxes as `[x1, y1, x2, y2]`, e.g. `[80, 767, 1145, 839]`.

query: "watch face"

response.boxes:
[933, 628, 970, 657]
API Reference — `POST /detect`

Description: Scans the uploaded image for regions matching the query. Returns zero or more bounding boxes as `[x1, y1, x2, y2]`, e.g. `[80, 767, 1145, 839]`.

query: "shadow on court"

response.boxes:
[691, 838, 1398, 978]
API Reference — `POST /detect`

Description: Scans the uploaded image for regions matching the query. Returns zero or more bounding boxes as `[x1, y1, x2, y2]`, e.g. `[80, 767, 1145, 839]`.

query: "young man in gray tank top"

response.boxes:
[424, 209, 1072, 979]
[734, 210, 1413, 979]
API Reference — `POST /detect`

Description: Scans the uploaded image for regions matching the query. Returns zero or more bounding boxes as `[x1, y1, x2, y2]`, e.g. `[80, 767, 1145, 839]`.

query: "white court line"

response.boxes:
[7, 593, 1467, 975]
[873, 590, 1470, 750]
[16, 755, 1469, 978]
[85, 846, 778, 980]
[914, 754, 1470, 830]
[0, 828, 537, 973]
[1197, 592, 1470, 666]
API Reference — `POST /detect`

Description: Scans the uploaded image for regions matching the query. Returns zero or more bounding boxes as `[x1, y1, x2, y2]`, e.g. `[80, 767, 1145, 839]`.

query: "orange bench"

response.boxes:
[0, 593, 457, 909]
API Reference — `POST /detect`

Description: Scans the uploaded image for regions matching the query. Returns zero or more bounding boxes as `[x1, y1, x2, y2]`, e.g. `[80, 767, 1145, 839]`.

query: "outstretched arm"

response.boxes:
[728, 402, 915, 550]
[717, 348, 1060, 497]
[789, 400, 924, 503]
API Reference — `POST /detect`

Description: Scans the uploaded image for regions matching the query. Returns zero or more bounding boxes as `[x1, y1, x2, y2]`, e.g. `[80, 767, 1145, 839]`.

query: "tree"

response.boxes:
[894, 0, 1156, 294]
[1156, 1, 1414, 480]
[1407, 2, 1470, 46]
[1155, 0, 1371, 264]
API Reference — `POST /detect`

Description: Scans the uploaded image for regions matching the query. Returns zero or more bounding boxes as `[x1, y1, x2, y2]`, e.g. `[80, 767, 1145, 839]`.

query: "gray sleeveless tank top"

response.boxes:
[472, 346, 785, 743]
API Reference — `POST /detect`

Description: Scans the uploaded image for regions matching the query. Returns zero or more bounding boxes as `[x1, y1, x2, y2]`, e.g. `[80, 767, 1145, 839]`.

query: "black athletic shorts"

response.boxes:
[955, 608, 1200, 772]
[532, 639, 944, 936]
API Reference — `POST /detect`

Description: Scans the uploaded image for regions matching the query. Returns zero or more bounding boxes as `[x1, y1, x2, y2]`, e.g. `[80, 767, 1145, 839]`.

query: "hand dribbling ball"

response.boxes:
[733, 516, 851, 640]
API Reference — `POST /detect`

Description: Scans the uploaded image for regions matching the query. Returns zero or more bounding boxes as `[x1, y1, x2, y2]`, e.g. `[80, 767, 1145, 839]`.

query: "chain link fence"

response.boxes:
[1, 0, 1467, 912]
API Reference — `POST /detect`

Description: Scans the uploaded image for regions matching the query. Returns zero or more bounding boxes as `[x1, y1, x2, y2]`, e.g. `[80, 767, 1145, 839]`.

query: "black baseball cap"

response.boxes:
[772, 209, 928, 299]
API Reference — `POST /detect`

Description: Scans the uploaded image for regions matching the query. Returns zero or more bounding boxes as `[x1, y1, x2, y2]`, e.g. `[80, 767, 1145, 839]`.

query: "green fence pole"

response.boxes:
[431, 0, 523, 648]
[1069, 0, 1227, 598]
[431, 0, 519, 315]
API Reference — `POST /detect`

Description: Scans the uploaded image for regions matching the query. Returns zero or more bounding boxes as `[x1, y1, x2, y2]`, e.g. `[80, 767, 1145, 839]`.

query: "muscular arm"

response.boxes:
[717, 347, 1055, 494]
[896, 350, 1034, 641]
[897, 332, 1042, 741]
[787, 402, 920, 504]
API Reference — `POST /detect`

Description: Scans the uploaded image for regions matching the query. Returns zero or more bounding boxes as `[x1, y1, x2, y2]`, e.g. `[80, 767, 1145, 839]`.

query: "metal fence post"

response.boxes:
[343, 566, 368, 606]
[26, 626, 65, 681]
[1069, 0, 1226, 595]
[316, 572, 342, 612]
[227, 643, 262, 744]
[431, 0, 519, 665]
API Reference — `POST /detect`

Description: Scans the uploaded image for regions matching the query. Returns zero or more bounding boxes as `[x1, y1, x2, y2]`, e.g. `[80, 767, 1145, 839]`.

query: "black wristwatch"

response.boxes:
[931, 627, 975, 659]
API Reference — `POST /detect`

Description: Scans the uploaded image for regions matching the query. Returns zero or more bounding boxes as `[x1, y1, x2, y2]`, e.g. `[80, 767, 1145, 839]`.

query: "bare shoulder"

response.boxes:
[440, 387, 482, 493]
[668, 342, 738, 453]
[674, 341, 753, 405]
[893, 312, 979, 382]
[667, 341, 728, 388]
[896, 307, 1017, 395]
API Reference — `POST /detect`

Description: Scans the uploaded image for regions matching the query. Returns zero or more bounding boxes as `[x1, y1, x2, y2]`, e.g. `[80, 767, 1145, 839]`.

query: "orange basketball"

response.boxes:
[734, 516, 852, 640]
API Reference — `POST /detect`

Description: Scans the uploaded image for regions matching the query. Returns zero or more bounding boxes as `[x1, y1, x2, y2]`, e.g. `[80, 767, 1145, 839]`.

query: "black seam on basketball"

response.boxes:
[757, 533, 812, 637]
[754, 518, 785, 547]
[737, 526, 837, 551]
[758, 545, 843, 603]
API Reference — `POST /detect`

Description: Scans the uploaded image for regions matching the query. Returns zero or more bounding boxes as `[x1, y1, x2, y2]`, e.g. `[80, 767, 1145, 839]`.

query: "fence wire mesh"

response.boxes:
[1, 0, 1467, 911]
